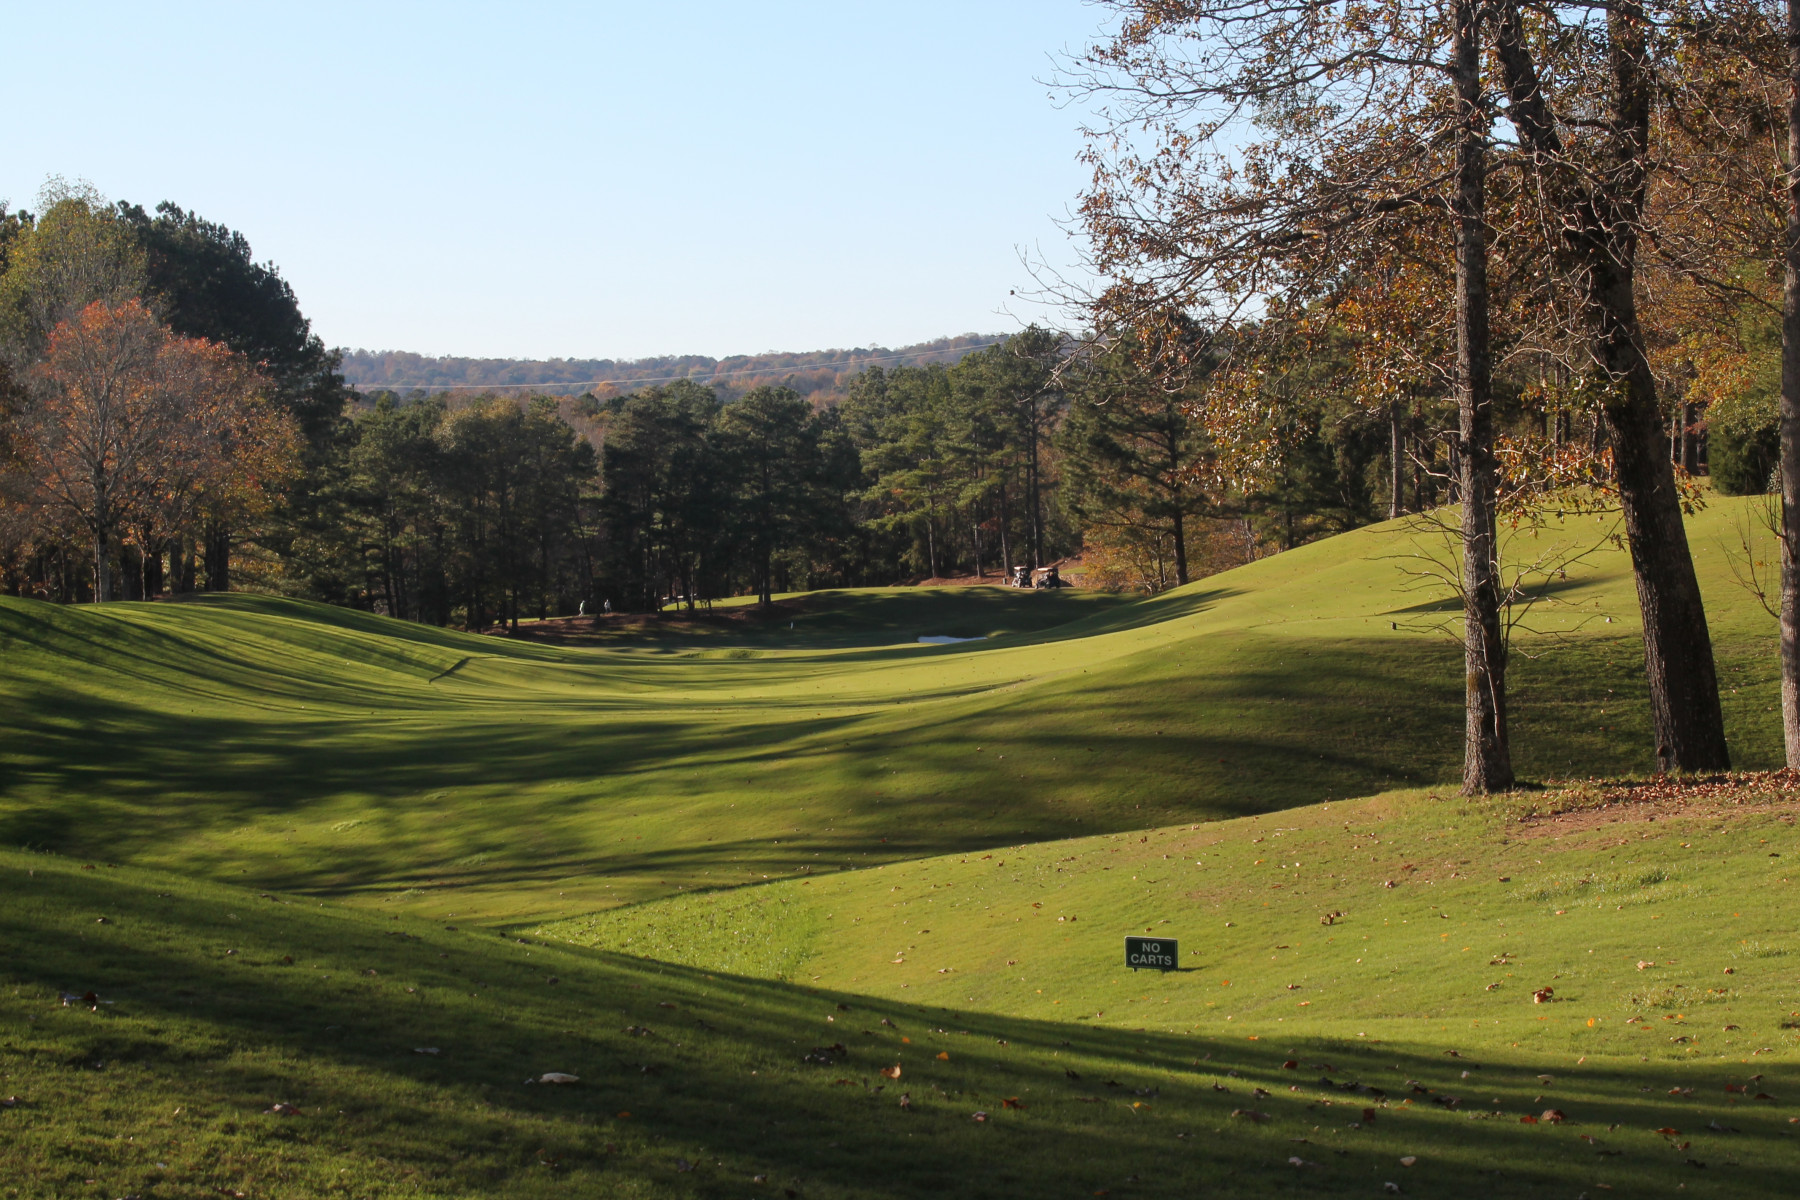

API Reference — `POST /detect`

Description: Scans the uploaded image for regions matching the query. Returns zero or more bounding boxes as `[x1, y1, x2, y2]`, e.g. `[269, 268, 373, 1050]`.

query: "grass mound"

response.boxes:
[543, 777, 1800, 1057]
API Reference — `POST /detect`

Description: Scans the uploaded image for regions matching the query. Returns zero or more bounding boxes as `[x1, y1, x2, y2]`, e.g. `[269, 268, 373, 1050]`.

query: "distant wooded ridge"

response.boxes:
[339, 334, 1005, 401]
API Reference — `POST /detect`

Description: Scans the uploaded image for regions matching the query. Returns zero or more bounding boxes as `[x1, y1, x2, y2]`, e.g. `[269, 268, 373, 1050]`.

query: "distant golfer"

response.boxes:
[578, 600, 586, 616]
[603, 598, 612, 614]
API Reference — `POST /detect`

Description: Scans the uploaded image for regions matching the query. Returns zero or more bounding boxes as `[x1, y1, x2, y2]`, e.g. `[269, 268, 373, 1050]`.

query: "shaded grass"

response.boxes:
[5, 847, 1799, 1199]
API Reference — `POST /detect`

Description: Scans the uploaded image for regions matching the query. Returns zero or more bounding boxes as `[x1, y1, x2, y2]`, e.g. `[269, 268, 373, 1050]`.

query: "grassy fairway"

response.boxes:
[1, 495, 1796, 1195]
[0, 499, 1783, 925]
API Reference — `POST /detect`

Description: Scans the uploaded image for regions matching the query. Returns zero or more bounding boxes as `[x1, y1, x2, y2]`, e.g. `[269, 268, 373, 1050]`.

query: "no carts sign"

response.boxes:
[1124, 935, 1178, 971]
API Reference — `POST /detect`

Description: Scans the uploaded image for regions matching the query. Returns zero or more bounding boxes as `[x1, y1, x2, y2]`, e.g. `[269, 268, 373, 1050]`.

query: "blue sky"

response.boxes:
[1, 2, 1109, 359]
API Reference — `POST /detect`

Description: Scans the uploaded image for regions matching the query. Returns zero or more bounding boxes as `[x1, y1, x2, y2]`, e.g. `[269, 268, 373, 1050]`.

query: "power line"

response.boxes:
[345, 339, 1008, 393]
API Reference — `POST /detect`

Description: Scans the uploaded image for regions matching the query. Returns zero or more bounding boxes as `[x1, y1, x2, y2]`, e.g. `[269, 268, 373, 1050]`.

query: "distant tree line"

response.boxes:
[338, 336, 1000, 406]
[0, 184, 1506, 624]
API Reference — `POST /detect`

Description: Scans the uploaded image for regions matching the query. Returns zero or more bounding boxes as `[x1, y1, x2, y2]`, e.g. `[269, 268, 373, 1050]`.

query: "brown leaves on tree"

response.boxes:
[6, 300, 299, 601]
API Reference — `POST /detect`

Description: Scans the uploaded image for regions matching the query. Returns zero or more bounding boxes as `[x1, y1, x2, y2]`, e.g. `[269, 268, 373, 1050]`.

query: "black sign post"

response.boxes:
[1124, 935, 1178, 972]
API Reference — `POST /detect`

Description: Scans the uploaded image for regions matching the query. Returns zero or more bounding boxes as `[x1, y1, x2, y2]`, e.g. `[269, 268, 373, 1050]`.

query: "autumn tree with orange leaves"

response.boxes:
[3, 300, 298, 601]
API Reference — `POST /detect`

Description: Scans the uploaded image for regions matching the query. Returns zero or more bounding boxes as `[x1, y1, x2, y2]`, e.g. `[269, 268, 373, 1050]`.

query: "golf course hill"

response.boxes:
[2, 493, 1794, 1197]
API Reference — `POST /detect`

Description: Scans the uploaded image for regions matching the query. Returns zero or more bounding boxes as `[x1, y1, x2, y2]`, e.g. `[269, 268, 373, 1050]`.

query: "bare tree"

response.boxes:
[1067, 0, 1516, 791]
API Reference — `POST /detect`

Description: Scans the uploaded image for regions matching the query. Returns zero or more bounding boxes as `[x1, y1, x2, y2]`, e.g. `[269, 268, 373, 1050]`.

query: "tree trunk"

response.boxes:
[1496, 0, 1728, 773]
[1027, 404, 1045, 568]
[1389, 402, 1406, 520]
[1782, 0, 1800, 767]
[204, 523, 231, 592]
[145, 541, 165, 598]
[1453, 0, 1513, 795]
[92, 528, 113, 604]
[1171, 506, 1189, 586]
[999, 483, 1013, 574]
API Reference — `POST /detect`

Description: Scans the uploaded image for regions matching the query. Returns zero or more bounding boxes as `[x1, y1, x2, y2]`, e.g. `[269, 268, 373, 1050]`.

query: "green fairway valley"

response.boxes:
[4, 497, 1797, 1197]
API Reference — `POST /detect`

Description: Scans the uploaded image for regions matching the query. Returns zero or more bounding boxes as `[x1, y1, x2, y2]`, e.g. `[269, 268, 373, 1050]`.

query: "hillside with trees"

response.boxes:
[339, 337, 1002, 406]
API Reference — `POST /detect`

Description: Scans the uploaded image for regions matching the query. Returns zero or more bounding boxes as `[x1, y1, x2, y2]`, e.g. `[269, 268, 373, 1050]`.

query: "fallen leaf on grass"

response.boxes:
[898, 1093, 912, 1110]
[1399, 1156, 1417, 1167]
[972, 1111, 989, 1122]
[1541, 1109, 1566, 1124]
[1288, 1156, 1320, 1168]
[1231, 1109, 1271, 1123]
[936, 1051, 950, 1061]
[1003, 1097, 1024, 1110]
[879, 1065, 902, 1080]
[265, 1102, 301, 1116]
[413, 1047, 440, 1055]
[534, 1073, 579, 1085]
[674, 1158, 693, 1172]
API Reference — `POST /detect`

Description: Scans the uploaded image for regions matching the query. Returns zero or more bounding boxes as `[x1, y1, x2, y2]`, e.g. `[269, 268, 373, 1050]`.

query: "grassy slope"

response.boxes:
[4, 844, 1797, 1200]
[2, 495, 1797, 1196]
[545, 782, 1800, 1055]
[0, 500, 1782, 929]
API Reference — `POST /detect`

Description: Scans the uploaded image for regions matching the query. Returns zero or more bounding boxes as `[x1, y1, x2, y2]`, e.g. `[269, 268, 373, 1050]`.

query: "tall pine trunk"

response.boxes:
[1454, 0, 1512, 794]
[1782, 0, 1800, 766]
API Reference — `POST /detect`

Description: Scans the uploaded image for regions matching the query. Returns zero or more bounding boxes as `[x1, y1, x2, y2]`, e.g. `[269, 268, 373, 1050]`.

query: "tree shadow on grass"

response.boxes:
[3, 854, 1793, 1198]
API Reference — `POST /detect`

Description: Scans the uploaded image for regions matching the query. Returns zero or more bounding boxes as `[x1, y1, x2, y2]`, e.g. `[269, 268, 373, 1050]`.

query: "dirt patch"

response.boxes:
[1513, 770, 1800, 837]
